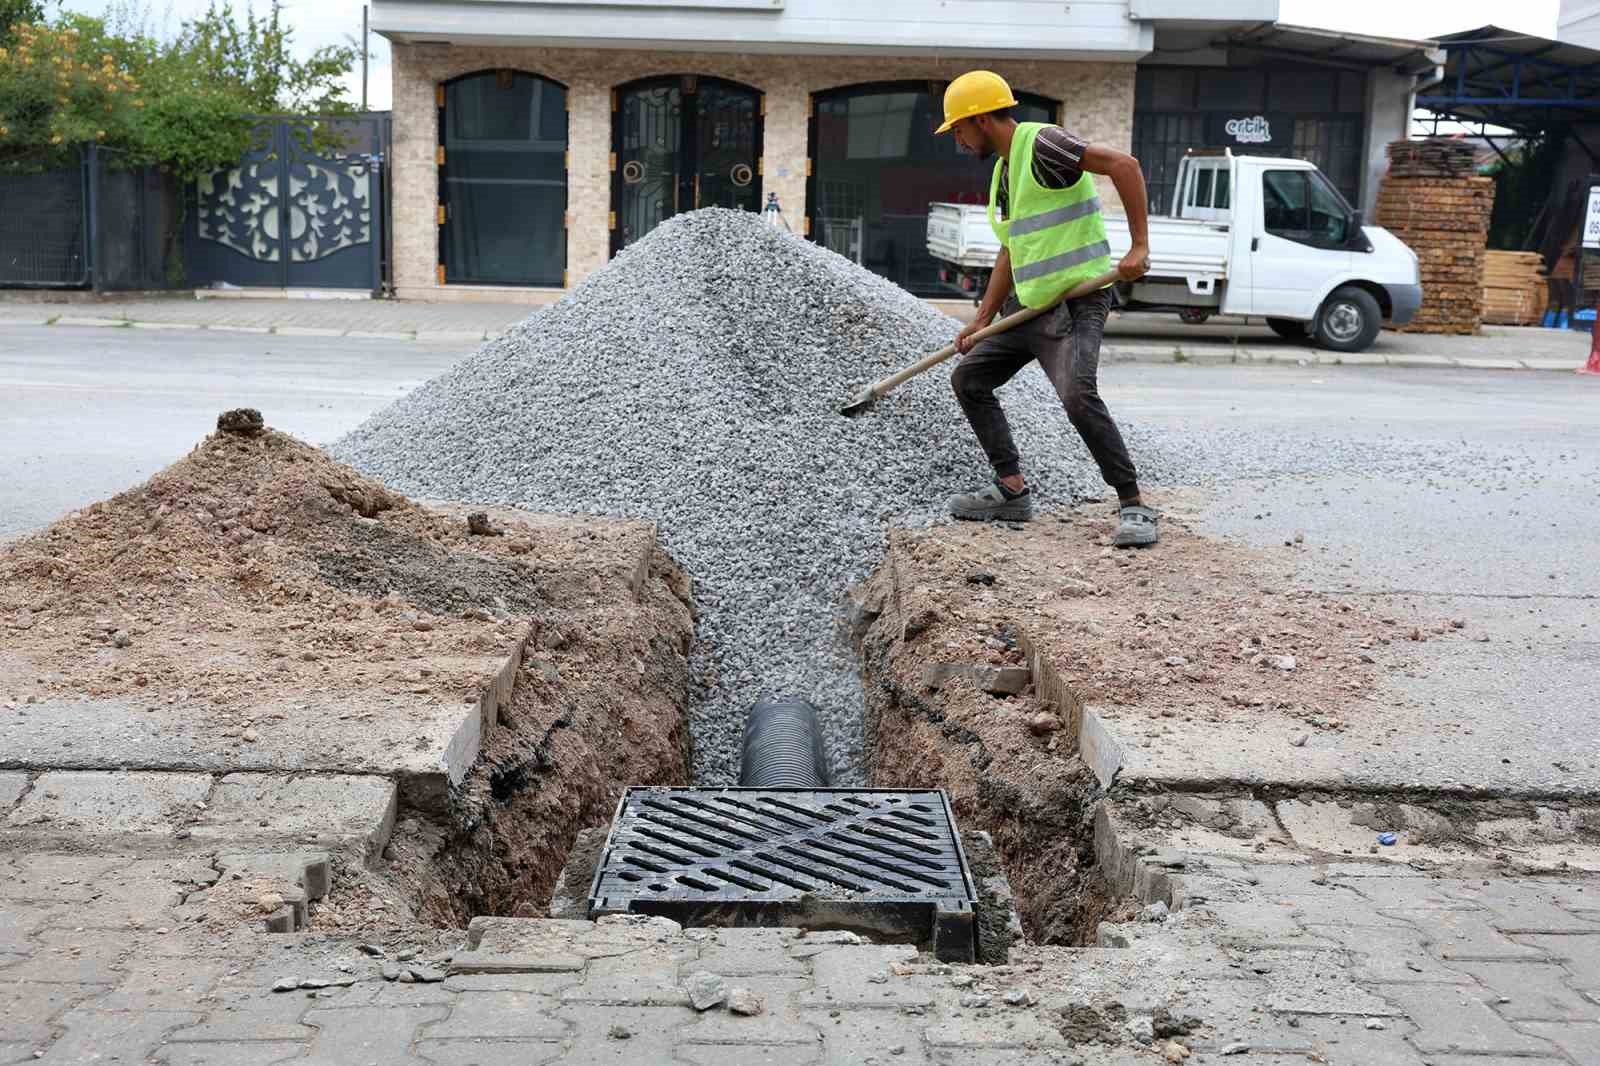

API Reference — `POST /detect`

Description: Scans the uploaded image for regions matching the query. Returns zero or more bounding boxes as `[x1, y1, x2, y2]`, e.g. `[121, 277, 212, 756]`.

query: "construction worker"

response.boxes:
[937, 70, 1158, 548]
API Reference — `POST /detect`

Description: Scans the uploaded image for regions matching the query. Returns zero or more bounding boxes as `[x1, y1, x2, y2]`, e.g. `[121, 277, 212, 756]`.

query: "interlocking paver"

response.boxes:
[1514, 1021, 1600, 1065]
[421, 991, 568, 1040]
[299, 1005, 448, 1066]
[1386, 908, 1547, 961]
[0, 930, 130, 984]
[158, 1040, 307, 1065]
[1421, 1058, 1570, 1066]
[678, 977, 816, 1048]
[695, 929, 808, 977]
[1188, 899, 1335, 946]
[1287, 1015, 1426, 1066]
[414, 1037, 565, 1066]
[1508, 933, 1600, 989]
[550, 1005, 690, 1064]
[443, 973, 581, 994]
[1224, 948, 1403, 1017]
[798, 947, 930, 1009]
[924, 1006, 1068, 1050]
[101, 956, 235, 1010]
[168, 989, 317, 1042]
[1302, 923, 1472, 984]
[1446, 960, 1597, 1020]
[38, 1008, 201, 1064]
[0, 856, 128, 902]
[1344, 878, 1477, 911]
[0, 983, 102, 1044]
[0, 774, 27, 811]
[1444, 880, 1600, 933]
[0, 903, 64, 954]
[557, 949, 690, 1006]
[807, 1008, 927, 1065]
[1376, 985, 1562, 1055]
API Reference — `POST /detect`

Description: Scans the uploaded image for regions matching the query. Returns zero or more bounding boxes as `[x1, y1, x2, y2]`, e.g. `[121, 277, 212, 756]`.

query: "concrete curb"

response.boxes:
[0, 317, 497, 344]
[0, 316, 1585, 370]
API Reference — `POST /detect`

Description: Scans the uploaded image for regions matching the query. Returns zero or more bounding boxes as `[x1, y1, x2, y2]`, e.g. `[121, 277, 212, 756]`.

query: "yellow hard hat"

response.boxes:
[936, 71, 1019, 134]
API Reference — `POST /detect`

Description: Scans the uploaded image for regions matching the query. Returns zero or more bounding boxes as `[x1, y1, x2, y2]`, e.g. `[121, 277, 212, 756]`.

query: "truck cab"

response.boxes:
[925, 150, 1423, 353]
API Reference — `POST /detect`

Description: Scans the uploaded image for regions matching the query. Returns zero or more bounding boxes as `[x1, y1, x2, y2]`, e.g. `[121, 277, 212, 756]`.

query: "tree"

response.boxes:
[174, 1, 357, 115]
[0, 0, 45, 48]
[0, 1, 359, 174]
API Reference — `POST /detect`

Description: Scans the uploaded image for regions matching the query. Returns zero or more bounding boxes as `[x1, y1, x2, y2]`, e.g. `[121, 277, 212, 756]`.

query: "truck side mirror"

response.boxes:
[1347, 210, 1372, 251]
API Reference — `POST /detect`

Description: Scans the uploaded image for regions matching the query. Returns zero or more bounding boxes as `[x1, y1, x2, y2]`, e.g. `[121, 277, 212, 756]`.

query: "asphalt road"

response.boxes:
[4, 324, 1596, 800]
[1119, 362, 1600, 800]
[0, 325, 463, 539]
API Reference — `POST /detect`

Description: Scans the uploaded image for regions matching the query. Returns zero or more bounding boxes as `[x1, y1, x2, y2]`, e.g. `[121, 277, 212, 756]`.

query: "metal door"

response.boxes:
[612, 76, 761, 255]
[188, 118, 383, 291]
[439, 70, 568, 287]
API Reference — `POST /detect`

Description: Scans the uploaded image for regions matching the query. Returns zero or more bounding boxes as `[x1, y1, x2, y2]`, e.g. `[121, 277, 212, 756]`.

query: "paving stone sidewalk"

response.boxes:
[0, 296, 1589, 370]
[3, 841, 1595, 1065]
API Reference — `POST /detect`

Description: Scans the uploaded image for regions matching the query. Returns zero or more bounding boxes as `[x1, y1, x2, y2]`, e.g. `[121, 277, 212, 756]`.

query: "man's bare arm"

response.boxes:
[1082, 144, 1151, 280]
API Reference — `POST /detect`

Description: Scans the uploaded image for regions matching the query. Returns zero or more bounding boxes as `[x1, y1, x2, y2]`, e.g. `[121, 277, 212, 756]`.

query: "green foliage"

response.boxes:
[0, 0, 359, 176]
[1, 0, 45, 48]
[1487, 131, 1567, 252]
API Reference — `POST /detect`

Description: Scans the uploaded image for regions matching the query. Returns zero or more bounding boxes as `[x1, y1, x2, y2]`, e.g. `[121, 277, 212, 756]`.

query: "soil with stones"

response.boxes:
[366, 534, 696, 930]
[849, 497, 1424, 944]
[0, 425, 557, 711]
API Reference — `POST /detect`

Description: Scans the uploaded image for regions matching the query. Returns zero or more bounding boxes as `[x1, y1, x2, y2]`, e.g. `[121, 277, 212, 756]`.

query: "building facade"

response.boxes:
[373, 0, 1436, 302]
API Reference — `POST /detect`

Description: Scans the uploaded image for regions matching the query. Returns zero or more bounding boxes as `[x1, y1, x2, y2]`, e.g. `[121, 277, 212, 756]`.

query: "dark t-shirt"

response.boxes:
[996, 125, 1090, 217]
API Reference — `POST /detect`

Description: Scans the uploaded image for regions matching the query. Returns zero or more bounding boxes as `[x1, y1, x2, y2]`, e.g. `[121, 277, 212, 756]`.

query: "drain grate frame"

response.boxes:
[586, 786, 979, 962]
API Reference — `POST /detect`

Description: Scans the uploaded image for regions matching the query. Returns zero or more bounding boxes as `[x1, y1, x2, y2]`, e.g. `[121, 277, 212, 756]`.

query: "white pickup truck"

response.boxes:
[925, 151, 1422, 352]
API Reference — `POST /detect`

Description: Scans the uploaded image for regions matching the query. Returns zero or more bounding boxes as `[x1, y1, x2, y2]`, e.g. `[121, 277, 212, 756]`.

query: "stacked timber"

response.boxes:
[1481, 250, 1548, 326]
[1375, 139, 1496, 335]
[1385, 139, 1479, 178]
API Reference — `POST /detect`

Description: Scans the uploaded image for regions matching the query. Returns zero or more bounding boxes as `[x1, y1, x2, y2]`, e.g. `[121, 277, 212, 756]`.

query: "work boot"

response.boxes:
[1112, 504, 1159, 548]
[949, 482, 1033, 522]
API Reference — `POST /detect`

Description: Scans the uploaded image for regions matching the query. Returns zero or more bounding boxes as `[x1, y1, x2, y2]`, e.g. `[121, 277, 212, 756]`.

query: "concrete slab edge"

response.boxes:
[4, 315, 1582, 369]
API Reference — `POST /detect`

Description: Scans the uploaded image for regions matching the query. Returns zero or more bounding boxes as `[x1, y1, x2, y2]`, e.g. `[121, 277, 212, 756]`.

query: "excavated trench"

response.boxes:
[348, 544, 1116, 952]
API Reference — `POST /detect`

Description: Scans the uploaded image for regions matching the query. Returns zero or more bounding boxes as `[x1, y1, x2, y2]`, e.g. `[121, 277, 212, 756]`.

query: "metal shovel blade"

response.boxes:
[839, 385, 878, 417]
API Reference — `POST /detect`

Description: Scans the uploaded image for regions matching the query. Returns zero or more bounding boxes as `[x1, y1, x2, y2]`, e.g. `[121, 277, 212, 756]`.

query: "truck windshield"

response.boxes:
[1263, 169, 1349, 246]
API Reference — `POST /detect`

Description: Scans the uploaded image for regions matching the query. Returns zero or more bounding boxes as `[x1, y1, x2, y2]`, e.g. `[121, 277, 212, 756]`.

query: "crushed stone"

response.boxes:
[332, 209, 1110, 783]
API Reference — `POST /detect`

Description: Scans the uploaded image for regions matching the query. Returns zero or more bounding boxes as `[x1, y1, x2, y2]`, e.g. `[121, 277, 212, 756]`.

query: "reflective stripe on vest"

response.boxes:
[986, 122, 1113, 308]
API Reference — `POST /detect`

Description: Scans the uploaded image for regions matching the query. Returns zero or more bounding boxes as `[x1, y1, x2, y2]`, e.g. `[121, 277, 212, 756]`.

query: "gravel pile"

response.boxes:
[333, 209, 1116, 784]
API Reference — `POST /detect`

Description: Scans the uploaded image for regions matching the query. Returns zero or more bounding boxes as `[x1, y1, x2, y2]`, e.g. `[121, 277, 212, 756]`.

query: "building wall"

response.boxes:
[390, 44, 1136, 298]
[1559, 0, 1600, 49]
[1360, 68, 1416, 221]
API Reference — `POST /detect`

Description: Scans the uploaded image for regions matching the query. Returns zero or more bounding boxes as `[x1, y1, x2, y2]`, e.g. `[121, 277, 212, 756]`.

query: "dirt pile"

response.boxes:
[850, 502, 1425, 943]
[0, 418, 550, 710]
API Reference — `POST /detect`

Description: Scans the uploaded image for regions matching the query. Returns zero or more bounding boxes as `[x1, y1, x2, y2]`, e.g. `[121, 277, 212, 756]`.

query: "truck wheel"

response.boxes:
[1178, 308, 1211, 325]
[1313, 287, 1382, 352]
[1266, 317, 1309, 341]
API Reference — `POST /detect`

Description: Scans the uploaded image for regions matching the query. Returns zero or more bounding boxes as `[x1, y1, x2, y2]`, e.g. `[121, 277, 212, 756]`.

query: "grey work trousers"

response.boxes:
[950, 286, 1138, 495]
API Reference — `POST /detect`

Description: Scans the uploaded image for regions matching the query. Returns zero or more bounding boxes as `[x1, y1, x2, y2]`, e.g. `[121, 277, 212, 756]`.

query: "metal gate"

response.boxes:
[187, 117, 385, 291]
[0, 149, 89, 287]
[612, 76, 762, 256]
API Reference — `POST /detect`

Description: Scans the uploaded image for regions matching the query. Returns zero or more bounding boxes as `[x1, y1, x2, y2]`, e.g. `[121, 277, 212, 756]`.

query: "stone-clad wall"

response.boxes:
[391, 45, 1136, 299]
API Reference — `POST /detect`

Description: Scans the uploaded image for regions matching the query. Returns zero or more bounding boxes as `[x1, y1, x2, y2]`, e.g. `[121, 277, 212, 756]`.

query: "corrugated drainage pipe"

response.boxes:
[739, 698, 831, 788]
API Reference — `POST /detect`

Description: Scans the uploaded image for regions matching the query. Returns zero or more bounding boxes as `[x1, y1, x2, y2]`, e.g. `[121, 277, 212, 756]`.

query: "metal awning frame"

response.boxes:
[1417, 30, 1600, 134]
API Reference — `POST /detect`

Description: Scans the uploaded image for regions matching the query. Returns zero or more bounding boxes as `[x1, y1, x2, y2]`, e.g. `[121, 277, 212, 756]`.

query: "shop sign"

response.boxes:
[1584, 186, 1600, 249]
[1205, 112, 1292, 152]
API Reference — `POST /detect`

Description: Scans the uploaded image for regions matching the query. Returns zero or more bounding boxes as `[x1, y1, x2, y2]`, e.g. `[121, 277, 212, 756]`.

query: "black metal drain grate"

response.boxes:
[587, 787, 978, 961]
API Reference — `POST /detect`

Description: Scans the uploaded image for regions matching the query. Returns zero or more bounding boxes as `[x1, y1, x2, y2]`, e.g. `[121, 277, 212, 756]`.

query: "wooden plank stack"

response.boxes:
[1481, 250, 1548, 326]
[1375, 140, 1496, 334]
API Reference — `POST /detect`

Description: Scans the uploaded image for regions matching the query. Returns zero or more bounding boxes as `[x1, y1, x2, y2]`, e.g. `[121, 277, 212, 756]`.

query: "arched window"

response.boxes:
[612, 75, 763, 255]
[807, 81, 1058, 296]
[439, 70, 568, 286]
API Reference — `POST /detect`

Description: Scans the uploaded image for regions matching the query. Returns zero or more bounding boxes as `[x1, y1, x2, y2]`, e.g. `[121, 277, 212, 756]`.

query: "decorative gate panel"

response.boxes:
[188, 118, 383, 290]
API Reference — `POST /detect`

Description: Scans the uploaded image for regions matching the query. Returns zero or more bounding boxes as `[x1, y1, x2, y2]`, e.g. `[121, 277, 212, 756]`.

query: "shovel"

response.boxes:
[839, 268, 1124, 417]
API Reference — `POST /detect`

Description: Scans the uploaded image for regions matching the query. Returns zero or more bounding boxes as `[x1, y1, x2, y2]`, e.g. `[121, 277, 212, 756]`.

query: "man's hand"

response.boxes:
[956, 311, 994, 355]
[1118, 242, 1151, 282]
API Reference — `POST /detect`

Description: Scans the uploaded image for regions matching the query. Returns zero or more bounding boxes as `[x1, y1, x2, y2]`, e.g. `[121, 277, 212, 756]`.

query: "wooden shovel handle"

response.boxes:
[869, 268, 1124, 401]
